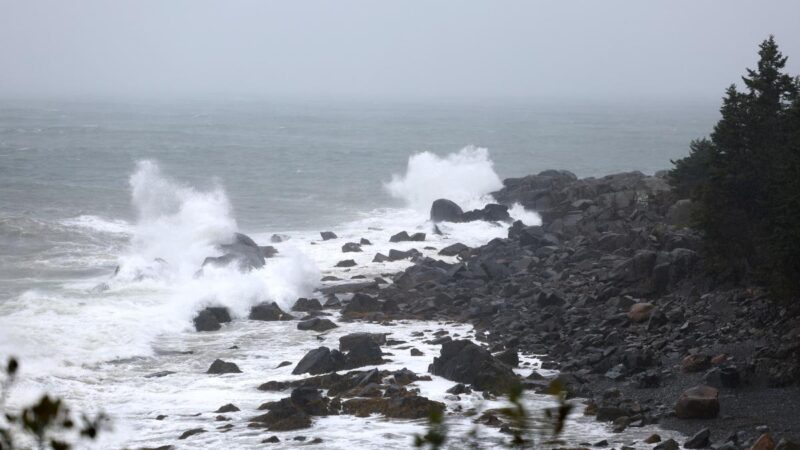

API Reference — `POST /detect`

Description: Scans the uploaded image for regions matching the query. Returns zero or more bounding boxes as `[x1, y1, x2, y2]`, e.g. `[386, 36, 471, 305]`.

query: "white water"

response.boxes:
[0, 148, 674, 448]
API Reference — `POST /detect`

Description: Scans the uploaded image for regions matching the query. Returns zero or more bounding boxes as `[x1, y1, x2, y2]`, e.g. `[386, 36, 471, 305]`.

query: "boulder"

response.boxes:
[627, 302, 655, 323]
[684, 428, 711, 449]
[193, 306, 232, 332]
[438, 243, 470, 257]
[215, 404, 240, 413]
[654, 439, 679, 450]
[675, 385, 719, 419]
[320, 231, 337, 241]
[387, 248, 420, 262]
[461, 204, 511, 222]
[292, 298, 322, 312]
[751, 434, 776, 450]
[339, 332, 386, 351]
[249, 302, 294, 321]
[342, 394, 444, 419]
[428, 340, 518, 394]
[342, 242, 362, 253]
[297, 318, 338, 332]
[390, 231, 412, 242]
[430, 199, 464, 223]
[338, 333, 383, 368]
[259, 245, 278, 258]
[341, 293, 381, 315]
[292, 347, 346, 375]
[682, 354, 712, 373]
[207, 359, 242, 374]
[178, 428, 206, 440]
[335, 259, 357, 268]
[205, 232, 266, 270]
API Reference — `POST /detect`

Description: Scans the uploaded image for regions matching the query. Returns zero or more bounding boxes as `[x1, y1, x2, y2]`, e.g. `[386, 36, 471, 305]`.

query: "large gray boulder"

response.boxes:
[428, 340, 518, 394]
[430, 199, 464, 223]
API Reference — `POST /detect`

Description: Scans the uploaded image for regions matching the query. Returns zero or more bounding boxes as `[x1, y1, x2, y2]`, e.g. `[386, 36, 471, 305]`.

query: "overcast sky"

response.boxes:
[1, 0, 799, 100]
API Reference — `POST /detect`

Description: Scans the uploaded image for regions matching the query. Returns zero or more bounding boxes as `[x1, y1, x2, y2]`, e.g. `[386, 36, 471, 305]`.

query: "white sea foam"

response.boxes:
[60, 215, 133, 235]
[385, 146, 503, 212]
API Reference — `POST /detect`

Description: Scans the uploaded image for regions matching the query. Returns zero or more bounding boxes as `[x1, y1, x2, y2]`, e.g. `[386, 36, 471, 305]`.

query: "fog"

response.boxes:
[1, 0, 799, 100]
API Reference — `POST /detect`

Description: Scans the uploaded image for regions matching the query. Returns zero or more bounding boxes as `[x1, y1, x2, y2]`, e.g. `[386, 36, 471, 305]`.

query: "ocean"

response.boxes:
[0, 97, 716, 448]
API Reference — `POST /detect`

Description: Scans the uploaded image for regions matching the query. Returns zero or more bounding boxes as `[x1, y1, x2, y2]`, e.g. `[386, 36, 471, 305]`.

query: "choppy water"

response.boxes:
[0, 98, 715, 448]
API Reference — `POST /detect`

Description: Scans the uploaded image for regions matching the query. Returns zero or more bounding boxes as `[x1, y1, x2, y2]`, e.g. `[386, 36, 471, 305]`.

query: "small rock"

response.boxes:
[206, 359, 242, 374]
[178, 428, 205, 440]
[684, 428, 711, 449]
[215, 403, 240, 413]
[320, 231, 337, 240]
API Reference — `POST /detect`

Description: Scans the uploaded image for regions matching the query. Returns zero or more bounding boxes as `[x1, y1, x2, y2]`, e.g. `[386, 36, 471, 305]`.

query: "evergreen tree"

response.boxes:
[669, 36, 800, 294]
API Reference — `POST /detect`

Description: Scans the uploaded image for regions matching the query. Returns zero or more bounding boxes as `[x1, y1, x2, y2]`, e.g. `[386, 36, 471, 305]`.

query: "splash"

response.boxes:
[116, 160, 237, 281]
[385, 146, 503, 212]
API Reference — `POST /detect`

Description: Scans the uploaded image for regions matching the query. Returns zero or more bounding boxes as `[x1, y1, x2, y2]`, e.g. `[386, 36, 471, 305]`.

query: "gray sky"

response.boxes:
[1, 0, 799, 100]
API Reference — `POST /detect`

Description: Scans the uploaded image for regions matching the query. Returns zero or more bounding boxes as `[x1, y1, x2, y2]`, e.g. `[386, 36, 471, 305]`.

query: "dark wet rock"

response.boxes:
[438, 242, 470, 257]
[410, 232, 426, 241]
[339, 333, 384, 368]
[259, 245, 278, 258]
[682, 354, 712, 373]
[250, 387, 335, 431]
[644, 434, 662, 443]
[429, 340, 518, 394]
[292, 298, 322, 312]
[410, 348, 423, 356]
[390, 231, 411, 242]
[276, 361, 292, 368]
[249, 302, 294, 321]
[360, 238, 372, 245]
[145, 371, 175, 379]
[207, 359, 242, 374]
[318, 281, 377, 295]
[270, 234, 289, 243]
[387, 248, 421, 262]
[341, 293, 381, 316]
[342, 242, 362, 253]
[684, 428, 711, 449]
[323, 296, 342, 308]
[446, 383, 472, 395]
[204, 232, 266, 271]
[431, 199, 464, 223]
[675, 385, 719, 419]
[193, 306, 232, 332]
[320, 231, 337, 241]
[461, 203, 511, 223]
[292, 347, 346, 375]
[178, 428, 205, 439]
[373, 253, 389, 263]
[342, 394, 444, 419]
[495, 348, 519, 367]
[215, 403, 240, 413]
[340, 333, 387, 351]
[297, 318, 338, 332]
[654, 439, 679, 450]
[335, 259, 357, 268]
[262, 436, 280, 443]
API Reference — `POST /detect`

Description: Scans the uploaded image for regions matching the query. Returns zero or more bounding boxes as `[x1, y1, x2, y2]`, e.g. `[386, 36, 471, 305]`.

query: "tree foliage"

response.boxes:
[669, 36, 800, 295]
[0, 358, 106, 450]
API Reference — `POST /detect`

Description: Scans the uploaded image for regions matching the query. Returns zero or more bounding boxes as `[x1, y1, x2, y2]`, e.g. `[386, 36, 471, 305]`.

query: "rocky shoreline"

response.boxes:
[371, 169, 800, 449]
[166, 169, 799, 450]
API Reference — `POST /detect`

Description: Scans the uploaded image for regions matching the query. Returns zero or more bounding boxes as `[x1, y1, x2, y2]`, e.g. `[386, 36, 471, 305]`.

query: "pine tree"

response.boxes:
[669, 36, 800, 294]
